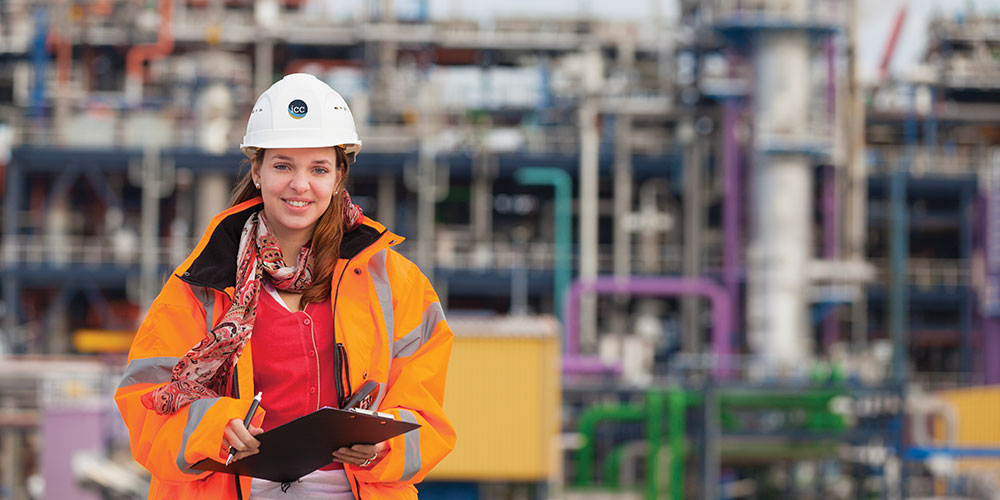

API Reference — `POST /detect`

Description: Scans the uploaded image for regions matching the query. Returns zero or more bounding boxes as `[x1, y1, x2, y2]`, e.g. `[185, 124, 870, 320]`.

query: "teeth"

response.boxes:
[286, 200, 309, 207]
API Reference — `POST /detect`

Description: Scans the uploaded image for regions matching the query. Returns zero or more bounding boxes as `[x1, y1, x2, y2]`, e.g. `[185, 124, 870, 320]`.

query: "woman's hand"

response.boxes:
[221, 418, 264, 463]
[333, 441, 389, 468]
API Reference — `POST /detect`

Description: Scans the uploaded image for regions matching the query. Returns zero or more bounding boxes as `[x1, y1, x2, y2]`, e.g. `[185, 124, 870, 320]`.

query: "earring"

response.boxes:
[255, 183, 260, 189]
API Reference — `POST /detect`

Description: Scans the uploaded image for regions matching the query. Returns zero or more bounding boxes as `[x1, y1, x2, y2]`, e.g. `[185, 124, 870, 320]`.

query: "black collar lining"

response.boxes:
[180, 207, 385, 291]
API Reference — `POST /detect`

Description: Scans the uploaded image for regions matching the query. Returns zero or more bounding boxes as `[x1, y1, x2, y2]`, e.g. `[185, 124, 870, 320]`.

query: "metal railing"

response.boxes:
[3, 233, 731, 275]
[871, 258, 969, 289]
[866, 145, 989, 177]
[700, 0, 846, 27]
[1, 234, 193, 270]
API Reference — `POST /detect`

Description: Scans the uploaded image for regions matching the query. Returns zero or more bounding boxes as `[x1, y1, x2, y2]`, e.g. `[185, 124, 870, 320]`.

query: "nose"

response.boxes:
[289, 169, 309, 193]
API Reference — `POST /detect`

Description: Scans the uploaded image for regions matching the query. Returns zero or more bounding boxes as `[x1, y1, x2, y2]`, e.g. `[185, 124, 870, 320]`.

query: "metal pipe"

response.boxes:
[665, 389, 684, 500]
[578, 45, 601, 353]
[612, 113, 633, 340]
[681, 126, 704, 354]
[30, 9, 48, 119]
[747, 24, 813, 370]
[905, 447, 1000, 460]
[985, 318, 1000, 384]
[722, 99, 741, 348]
[822, 34, 840, 348]
[822, 164, 839, 349]
[984, 169, 1000, 384]
[890, 87, 915, 383]
[515, 167, 572, 321]
[2, 158, 20, 353]
[878, 7, 907, 82]
[562, 277, 734, 377]
[648, 390, 668, 500]
[845, 0, 869, 349]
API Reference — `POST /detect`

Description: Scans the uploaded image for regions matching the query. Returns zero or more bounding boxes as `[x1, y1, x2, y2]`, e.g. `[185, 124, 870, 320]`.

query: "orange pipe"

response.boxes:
[878, 6, 907, 81]
[45, 31, 72, 86]
[125, 0, 174, 83]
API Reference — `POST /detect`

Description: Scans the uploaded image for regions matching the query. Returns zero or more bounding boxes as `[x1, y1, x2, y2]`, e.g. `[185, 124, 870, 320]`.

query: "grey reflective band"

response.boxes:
[192, 286, 216, 332]
[117, 356, 179, 389]
[368, 249, 395, 354]
[398, 409, 421, 481]
[372, 382, 387, 411]
[392, 303, 445, 359]
[177, 397, 221, 474]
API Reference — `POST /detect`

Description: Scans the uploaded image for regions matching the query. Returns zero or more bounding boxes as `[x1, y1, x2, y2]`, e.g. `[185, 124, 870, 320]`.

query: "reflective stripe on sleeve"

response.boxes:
[391, 303, 445, 359]
[398, 409, 421, 481]
[371, 382, 387, 410]
[177, 397, 221, 474]
[117, 356, 179, 389]
[368, 249, 395, 355]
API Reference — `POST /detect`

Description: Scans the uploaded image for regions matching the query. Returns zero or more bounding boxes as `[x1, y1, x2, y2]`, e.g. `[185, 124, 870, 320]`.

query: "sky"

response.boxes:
[410, 0, 1000, 84]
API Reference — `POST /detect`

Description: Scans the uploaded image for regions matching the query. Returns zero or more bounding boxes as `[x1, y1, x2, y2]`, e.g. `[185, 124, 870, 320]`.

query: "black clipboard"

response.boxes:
[192, 407, 420, 482]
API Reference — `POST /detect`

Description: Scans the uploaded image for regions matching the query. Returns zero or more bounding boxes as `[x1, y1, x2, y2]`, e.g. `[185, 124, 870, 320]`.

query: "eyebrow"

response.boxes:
[271, 154, 332, 165]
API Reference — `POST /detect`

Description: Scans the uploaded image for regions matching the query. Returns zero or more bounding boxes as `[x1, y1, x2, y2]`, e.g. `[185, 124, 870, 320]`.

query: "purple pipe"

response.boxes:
[983, 191, 1000, 383]
[563, 277, 734, 378]
[986, 317, 1000, 384]
[822, 164, 840, 348]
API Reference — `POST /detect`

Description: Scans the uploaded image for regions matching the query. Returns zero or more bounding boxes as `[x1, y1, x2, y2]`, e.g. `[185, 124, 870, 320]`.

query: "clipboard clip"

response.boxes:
[342, 380, 378, 410]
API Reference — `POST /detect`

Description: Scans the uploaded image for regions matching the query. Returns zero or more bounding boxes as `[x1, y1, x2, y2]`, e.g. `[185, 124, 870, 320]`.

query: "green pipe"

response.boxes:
[717, 390, 844, 408]
[645, 390, 665, 500]
[603, 442, 628, 489]
[515, 167, 572, 321]
[667, 389, 686, 500]
[574, 403, 644, 487]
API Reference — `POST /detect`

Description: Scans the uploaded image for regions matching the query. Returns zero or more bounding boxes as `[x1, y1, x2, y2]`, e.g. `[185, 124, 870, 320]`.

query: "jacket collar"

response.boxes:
[178, 198, 391, 292]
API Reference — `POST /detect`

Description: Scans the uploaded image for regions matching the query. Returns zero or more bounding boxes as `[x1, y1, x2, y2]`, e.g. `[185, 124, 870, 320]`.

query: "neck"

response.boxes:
[270, 226, 312, 267]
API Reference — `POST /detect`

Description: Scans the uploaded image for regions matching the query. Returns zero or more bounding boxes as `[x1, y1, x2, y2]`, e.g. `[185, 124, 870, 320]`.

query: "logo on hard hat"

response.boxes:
[288, 99, 308, 119]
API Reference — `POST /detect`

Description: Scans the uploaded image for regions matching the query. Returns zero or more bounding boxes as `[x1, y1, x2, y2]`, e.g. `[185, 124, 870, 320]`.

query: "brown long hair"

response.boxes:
[230, 146, 351, 305]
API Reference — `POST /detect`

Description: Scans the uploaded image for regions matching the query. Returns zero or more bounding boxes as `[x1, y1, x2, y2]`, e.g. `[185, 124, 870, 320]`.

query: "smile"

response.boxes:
[284, 199, 312, 208]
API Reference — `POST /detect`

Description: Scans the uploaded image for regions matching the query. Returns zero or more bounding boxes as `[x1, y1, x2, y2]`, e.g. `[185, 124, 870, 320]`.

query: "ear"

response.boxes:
[251, 159, 261, 184]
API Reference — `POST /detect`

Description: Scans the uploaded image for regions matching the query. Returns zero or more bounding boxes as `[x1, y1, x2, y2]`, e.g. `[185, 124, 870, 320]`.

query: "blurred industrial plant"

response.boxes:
[2, 0, 1000, 498]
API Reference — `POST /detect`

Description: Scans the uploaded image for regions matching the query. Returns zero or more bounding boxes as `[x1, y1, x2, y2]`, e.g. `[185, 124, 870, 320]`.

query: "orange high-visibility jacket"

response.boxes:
[115, 198, 456, 499]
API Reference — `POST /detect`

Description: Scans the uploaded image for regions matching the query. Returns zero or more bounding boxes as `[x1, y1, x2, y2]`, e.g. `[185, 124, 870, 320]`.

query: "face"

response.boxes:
[252, 147, 342, 247]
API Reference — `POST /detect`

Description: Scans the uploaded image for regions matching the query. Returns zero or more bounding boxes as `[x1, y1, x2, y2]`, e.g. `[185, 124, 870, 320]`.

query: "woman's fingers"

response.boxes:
[332, 441, 387, 467]
[223, 419, 263, 462]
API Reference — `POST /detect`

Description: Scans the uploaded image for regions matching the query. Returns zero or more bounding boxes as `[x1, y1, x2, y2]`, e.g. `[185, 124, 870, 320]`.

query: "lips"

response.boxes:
[283, 198, 312, 208]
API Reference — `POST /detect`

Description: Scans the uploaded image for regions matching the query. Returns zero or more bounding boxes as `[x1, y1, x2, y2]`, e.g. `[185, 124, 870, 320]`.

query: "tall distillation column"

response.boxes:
[746, 1, 815, 371]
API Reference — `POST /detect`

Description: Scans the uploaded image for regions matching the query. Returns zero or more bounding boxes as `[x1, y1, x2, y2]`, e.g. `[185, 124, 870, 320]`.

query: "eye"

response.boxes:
[312, 166, 330, 175]
[272, 163, 291, 171]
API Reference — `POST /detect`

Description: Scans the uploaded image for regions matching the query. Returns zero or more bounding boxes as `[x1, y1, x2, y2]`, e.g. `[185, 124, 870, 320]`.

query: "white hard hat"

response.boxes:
[240, 73, 362, 161]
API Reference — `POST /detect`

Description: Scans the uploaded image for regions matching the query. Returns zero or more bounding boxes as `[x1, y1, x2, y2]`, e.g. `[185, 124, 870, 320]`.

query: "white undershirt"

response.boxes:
[249, 470, 354, 499]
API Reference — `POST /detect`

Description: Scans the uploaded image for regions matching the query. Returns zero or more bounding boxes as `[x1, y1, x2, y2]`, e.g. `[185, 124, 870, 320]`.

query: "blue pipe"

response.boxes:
[516, 167, 572, 321]
[30, 8, 49, 117]
[906, 447, 1000, 460]
[890, 86, 916, 383]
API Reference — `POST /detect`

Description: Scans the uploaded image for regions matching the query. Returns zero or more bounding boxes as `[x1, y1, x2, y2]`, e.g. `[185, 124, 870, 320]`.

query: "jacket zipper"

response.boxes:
[232, 363, 244, 500]
[331, 261, 351, 408]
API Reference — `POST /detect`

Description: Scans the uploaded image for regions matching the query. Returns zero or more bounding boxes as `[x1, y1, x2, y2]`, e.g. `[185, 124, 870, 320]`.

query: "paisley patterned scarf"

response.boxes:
[142, 192, 363, 415]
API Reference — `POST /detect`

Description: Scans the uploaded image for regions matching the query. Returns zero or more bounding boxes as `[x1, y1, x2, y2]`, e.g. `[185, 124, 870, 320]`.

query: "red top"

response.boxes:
[251, 286, 343, 470]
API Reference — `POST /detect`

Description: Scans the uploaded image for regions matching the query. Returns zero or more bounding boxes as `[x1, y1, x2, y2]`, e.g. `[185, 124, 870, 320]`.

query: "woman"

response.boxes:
[115, 73, 456, 499]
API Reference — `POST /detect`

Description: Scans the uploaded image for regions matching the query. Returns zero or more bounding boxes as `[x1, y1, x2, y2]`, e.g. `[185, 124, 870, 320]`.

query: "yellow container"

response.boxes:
[933, 385, 1000, 487]
[935, 385, 1000, 444]
[428, 316, 562, 482]
[72, 329, 135, 353]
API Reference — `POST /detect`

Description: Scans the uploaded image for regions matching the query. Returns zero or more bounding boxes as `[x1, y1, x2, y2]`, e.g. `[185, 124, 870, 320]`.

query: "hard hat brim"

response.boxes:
[240, 129, 362, 159]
